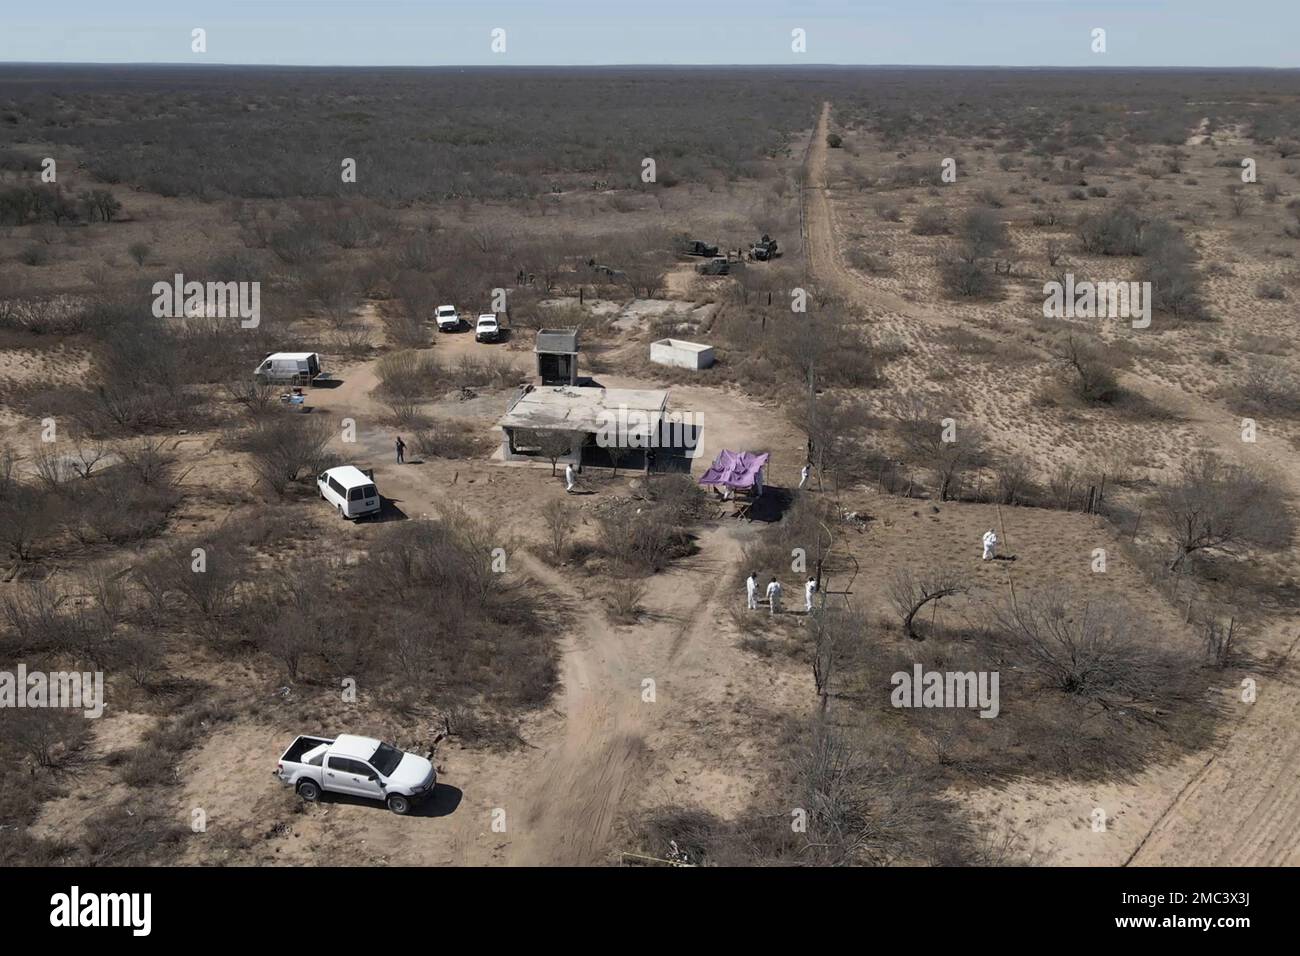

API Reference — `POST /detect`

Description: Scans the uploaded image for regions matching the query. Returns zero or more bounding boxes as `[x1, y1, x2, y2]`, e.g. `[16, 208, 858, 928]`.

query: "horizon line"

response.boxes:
[2, 61, 1298, 71]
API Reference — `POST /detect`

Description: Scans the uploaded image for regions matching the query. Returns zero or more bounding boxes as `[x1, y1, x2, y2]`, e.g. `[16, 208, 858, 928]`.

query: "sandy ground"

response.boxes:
[11, 97, 1300, 869]
[806, 100, 1300, 866]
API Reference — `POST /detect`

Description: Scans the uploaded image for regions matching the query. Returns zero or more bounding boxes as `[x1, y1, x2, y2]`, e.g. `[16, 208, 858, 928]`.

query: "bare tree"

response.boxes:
[993, 589, 1171, 700]
[116, 438, 177, 486]
[542, 498, 577, 560]
[302, 266, 359, 329]
[0, 484, 57, 566]
[225, 376, 279, 419]
[1053, 331, 1119, 404]
[620, 254, 669, 298]
[153, 538, 241, 621]
[791, 720, 913, 866]
[241, 414, 333, 496]
[1155, 452, 1290, 571]
[1045, 238, 1063, 266]
[1, 707, 88, 768]
[1200, 613, 1240, 668]
[534, 430, 576, 477]
[809, 606, 866, 704]
[993, 455, 1035, 505]
[888, 567, 967, 640]
[31, 444, 74, 492]
[115, 632, 165, 688]
[1225, 184, 1247, 218]
[86, 564, 131, 630]
[606, 442, 630, 478]
[70, 439, 109, 480]
[891, 396, 989, 501]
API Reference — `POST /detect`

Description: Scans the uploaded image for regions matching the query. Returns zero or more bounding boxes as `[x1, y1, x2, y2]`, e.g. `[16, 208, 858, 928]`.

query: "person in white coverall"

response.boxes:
[805, 577, 818, 612]
[799, 463, 811, 489]
[746, 571, 759, 611]
[565, 463, 576, 493]
[982, 529, 998, 561]
[766, 578, 782, 614]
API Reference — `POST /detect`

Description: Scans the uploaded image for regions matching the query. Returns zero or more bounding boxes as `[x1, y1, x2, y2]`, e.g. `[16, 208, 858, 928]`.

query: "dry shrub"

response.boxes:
[1154, 451, 1291, 571]
[1223, 359, 1300, 416]
[411, 419, 486, 460]
[237, 413, 332, 496]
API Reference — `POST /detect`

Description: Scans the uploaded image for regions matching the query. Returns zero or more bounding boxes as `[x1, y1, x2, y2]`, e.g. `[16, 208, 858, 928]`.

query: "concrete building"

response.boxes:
[497, 384, 699, 472]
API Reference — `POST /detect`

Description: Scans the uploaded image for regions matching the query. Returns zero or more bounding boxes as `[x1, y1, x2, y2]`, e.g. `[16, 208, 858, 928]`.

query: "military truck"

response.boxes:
[676, 237, 720, 258]
[751, 235, 780, 261]
[696, 257, 734, 276]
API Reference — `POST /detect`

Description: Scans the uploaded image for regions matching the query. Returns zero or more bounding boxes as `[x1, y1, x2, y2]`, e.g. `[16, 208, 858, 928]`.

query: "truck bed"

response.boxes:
[281, 735, 333, 764]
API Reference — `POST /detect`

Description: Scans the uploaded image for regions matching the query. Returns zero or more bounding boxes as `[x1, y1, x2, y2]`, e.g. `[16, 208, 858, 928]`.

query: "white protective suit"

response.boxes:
[746, 575, 758, 610]
[799, 464, 811, 489]
[982, 530, 998, 561]
[805, 578, 817, 612]
[766, 580, 782, 614]
[565, 463, 575, 492]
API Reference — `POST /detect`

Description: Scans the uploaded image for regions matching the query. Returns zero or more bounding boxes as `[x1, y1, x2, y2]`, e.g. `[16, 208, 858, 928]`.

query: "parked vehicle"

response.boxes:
[274, 734, 437, 815]
[586, 259, 625, 279]
[475, 314, 500, 342]
[317, 465, 380, 520]
[434, 304, 461, 332]
[751, 235, 780, 261]
[253, 352, 321, 386]
[696, 257, 733, 276]
[675, 237, 719, 258]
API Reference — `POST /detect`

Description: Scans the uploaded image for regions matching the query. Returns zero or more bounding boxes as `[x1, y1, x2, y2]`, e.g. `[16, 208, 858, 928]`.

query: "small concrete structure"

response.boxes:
[535, 328, 580, 386]
[651, 338, 715, 370]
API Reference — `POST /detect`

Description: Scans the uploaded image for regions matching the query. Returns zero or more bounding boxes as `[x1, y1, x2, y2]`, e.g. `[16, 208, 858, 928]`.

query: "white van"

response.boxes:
[254, 352, 321, 385]
[317, 466, 380, 520]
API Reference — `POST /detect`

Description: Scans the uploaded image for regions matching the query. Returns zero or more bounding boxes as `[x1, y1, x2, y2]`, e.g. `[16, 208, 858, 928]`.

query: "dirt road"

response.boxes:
[291, 349, 805, 866]
[804, 100, 1300, 867]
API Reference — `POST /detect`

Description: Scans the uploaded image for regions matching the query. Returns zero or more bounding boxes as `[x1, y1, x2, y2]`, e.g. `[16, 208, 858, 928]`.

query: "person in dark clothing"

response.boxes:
[395, 436, 406, 464]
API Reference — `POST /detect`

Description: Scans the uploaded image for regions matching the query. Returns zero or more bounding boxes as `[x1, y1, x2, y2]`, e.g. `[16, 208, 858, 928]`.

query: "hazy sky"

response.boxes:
[1, 0, 1296, 68]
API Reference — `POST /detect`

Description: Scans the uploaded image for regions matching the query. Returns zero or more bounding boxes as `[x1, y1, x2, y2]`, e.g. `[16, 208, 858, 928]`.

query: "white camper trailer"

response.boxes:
[253, 352, 321, 386]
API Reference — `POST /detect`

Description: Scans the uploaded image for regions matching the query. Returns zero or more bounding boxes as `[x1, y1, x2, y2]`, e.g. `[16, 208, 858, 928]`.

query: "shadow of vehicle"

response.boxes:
[306, 784, 464, 818]
[371, 497, 409, 522]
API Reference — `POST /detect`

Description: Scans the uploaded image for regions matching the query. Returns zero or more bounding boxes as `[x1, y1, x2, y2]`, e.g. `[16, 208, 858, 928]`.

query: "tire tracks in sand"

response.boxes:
[804, 99, 1300, 867]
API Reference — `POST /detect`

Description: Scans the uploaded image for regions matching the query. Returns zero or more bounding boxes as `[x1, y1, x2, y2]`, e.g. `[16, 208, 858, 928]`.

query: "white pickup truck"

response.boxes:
[434, 304, 461, 332]
[274, 734, 436, 815]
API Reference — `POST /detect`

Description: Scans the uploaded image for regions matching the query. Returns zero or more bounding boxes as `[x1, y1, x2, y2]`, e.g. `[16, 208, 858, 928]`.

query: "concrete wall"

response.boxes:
[650, 338, 715, 370]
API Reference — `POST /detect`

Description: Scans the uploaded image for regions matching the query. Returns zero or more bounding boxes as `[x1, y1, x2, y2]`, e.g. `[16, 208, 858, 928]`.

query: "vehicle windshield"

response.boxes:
[369, 742, 403, 776]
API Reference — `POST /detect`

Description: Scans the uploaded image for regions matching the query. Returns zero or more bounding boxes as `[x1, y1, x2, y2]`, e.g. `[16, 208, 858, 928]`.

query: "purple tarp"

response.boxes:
[697, 450, 770, 489]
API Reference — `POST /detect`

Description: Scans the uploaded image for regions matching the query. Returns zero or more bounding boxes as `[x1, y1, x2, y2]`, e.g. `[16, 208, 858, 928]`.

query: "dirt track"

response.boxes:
[805, 99, 1300, 866]
[274, 348, 806, 866]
